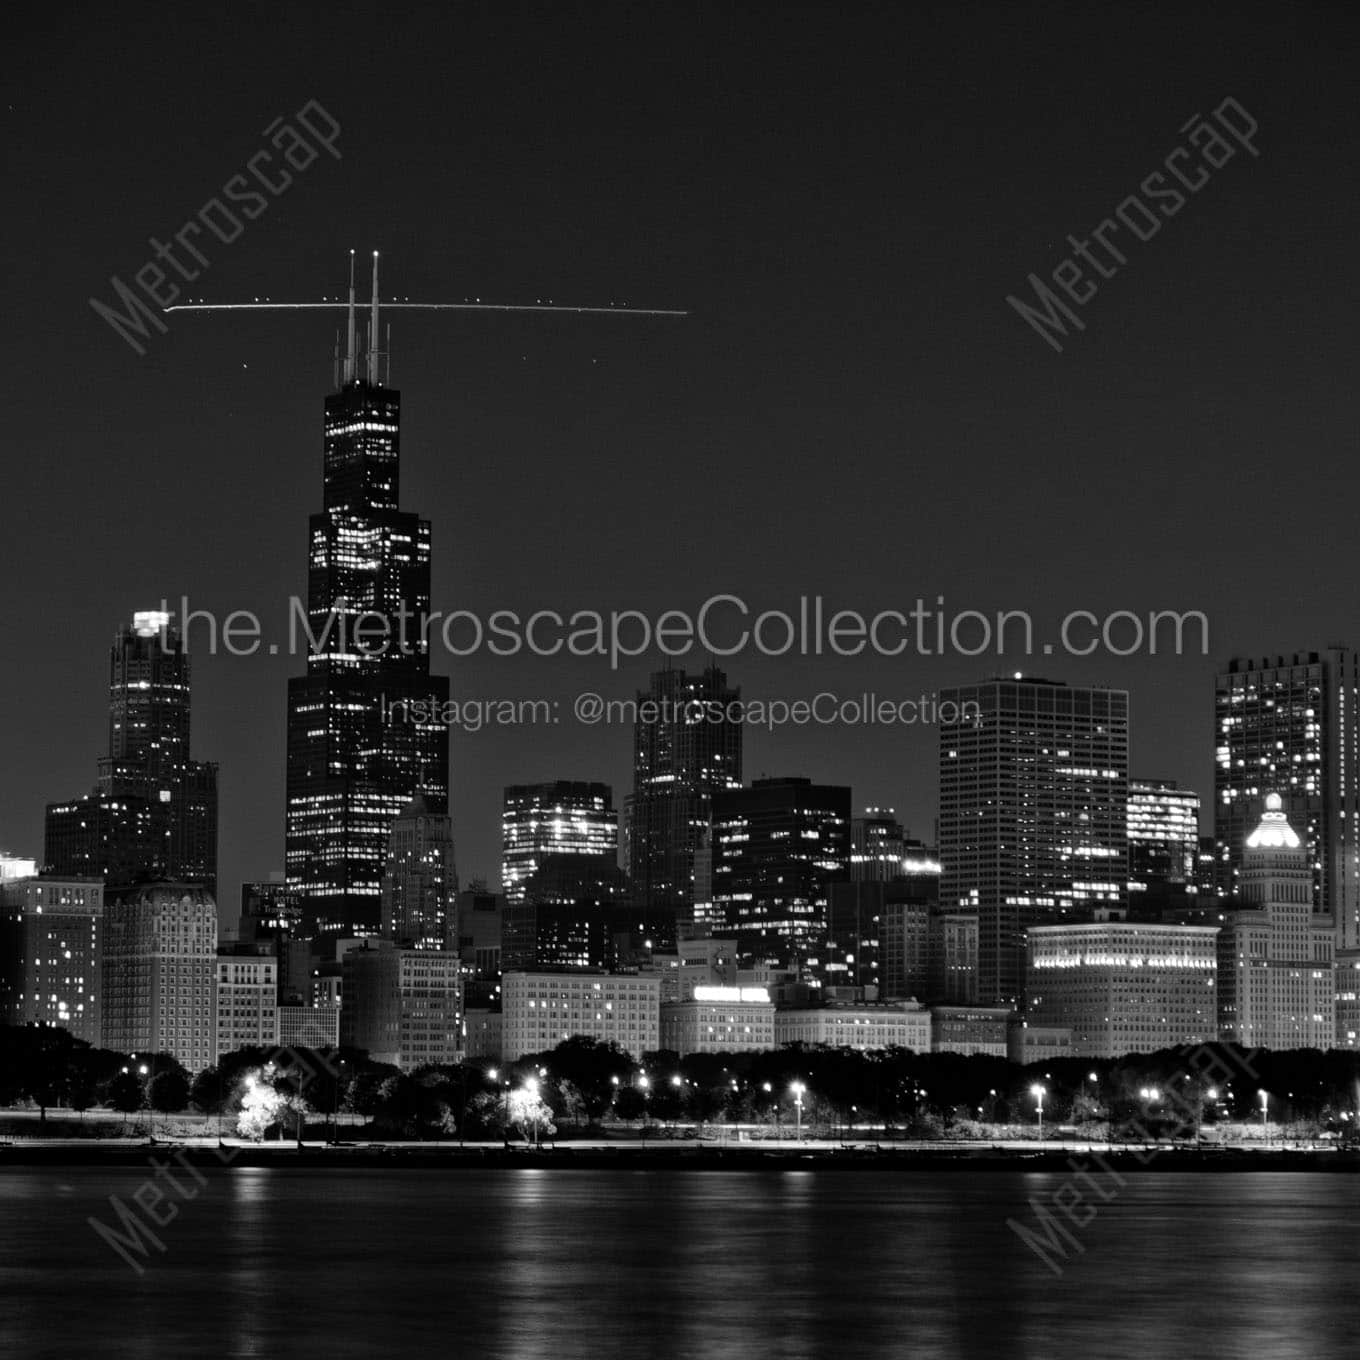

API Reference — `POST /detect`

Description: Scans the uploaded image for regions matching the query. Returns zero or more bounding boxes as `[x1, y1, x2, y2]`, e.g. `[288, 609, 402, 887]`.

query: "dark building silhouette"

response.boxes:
[45, 611, 217, 893]
[624, 667, 742, 917]
[284, 256, 449, 943]
[710, 777, 851, 975]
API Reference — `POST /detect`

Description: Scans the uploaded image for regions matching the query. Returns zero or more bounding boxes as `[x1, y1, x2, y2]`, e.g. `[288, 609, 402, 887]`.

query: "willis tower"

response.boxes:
[285, 252, 450, 944]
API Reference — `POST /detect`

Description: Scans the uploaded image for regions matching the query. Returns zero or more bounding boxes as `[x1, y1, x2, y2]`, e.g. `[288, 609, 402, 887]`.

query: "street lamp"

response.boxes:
[1030, 1084, 1046, 1141]
[791, 1081, 806, 1143]
[1259, 1090, 1269, 1145]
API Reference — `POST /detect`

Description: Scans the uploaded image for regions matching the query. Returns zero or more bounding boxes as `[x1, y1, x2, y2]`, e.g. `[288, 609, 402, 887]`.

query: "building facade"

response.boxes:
[215, 949, 279, 1058]
[501, 971, 660, 1060]
[1128, 779, 1201, 913]
[939, 676, 1130, 1005]
[341, 938, 462, 1070]
[661, 985, 776, 1054]
[930, 1005, 1013, 1057]
[0, 876, 104, 1044]
[501, 781, 617, 907]
[382, 793, 457, 949]
[1025, 920, 1219, 1058]
[775, 1001, 931, 1052]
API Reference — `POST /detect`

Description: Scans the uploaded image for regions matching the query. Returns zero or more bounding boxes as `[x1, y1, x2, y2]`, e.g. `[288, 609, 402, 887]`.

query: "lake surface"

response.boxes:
[3, 1168, 1359, 1358]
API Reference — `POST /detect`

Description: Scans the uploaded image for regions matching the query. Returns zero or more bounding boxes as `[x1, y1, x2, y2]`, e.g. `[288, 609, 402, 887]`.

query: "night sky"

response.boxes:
[6, 0, 1359, 918]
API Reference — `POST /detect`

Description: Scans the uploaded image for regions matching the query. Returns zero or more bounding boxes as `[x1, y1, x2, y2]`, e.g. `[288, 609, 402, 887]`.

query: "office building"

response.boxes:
[1214, 651, 1360, 947]
[502, 851, 629, 971]
[624, 667, 742, 916]
[382, 793, 457, 949]
[1217, 793, 1336, 1050]
[710, 777, 851, 974]
[102, 882, 217, 1073]
[930, 1005, 1013, 1057]
[215, 947, 279, 1058]
[341, 938, 462, 1070]
[501, 970, 660, 1060]
[278, 1003, 341, 1051]
[939, 676, 1130, 1005]
[501, 781, 617, 908]
[45, 611, 218, 893]
[0, 876, 103, 1044]
[1006, 1020, 1074, 1066]
[774, 1000, 931, 1052]
[661, 984, 776, 1054]
[285, 260, 450, 942]
[1128, 779, 1201, 912]
[1025, 920, 1219, 1058]
[454, 883, 504, 1002]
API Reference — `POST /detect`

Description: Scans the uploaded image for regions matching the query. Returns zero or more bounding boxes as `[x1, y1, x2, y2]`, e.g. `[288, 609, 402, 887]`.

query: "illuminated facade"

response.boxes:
[1025, 921, 1219, 1058]
[501, 970, 660, 1060]
[661, 986, 776, 1054]
[624, 667, 742, 916]
[1217, 794, 1336, 1050]
[381, 793, 457, 949]
[501, 782, 617, 907]
[850, 809, 939, 882]
[285, 270, 449, 942]
[102, 882, 218, 1074]
[1128, 779, 1201, 911]
[774, 1000, 931, 1052]
[929, 1005, 1013, 1057]
[1214, 652, 1360, 948]
[45, 612, 218, 892]
[939, 676, 1130, 1006]
[214, 948, 279, 1058]
[711, 777, 852, 975]
[0, 876, 103, 1044]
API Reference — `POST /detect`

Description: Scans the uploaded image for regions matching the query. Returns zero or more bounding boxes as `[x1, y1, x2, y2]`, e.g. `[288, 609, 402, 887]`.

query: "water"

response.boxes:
[3, 1168, 1359, 1358]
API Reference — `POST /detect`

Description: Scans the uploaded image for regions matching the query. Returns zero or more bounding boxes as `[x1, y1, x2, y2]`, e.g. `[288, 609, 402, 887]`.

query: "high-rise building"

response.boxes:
[710, 777, 851, 974]
[381, 793, 457, 949]
[503, 852, 629, 972]
[1026, 920, 1219, 1058]
[849, 809, 938, 882]
[1214, 651, 1360, 948]
[1217, 793, 1336, 1051]
[938, 676, 1130, 1006]
[239, 877, 306, 1001]
[501, 782, 617, 907]
[1127, 779, 1201, 913]
[102, 882, 217, 1073]
[45, 612, 218, 893]
[0, 876, 104, 1045]
[285, 257, 450, 944]
[215, 946, 279, 1058]
[341, 937, 462, 1070]
[454, 883, 504, 1007]
[624, 667, 742, 916]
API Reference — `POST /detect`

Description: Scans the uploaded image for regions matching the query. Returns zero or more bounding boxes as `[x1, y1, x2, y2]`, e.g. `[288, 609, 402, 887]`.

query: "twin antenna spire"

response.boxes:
[337, 248, 383, 387]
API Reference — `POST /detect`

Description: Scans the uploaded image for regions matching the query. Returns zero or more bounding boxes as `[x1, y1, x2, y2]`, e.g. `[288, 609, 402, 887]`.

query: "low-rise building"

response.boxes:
[661, 985, 775, 1054]
[1006, 1020, 1073, 1066]
[277, 1003, 340, 1051]
[215, 948, 279, 1058]
[775, 1001, 931, 1052]
[501, 970, 659, 1060]
[341, 940, 462, 1070]
[930, 1005, 1012, 1057]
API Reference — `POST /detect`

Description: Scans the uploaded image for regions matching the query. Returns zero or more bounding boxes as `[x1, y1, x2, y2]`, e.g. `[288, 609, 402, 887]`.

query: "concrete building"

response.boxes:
[277, 1003, 340, 1051]
[775, 1000, 931, 1052]
[462, 1007, 503, 1061]
[501, 970, 659, 1060]
[1006, 1020, 1073, 1066]
[381, 793, 457, 950]
[1025, 920, 1219, 1058]
[0, 876, 103, 1045]
[215, 948, 279, 1058]
[102, 882, 217, 1073]
[661, 985, 775, 1054]
[1218, 794, 1336, 1050]
[930, 1005, 1013, 1057]
[341, 939, 462, 1070]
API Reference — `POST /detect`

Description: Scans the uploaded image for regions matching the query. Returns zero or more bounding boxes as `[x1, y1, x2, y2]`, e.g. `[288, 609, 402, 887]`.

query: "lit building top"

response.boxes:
[1245, 792, 1302, 850]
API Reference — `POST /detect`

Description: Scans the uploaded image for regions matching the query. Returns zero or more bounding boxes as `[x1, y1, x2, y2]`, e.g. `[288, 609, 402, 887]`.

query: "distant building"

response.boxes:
[1217, 794, 1335, 1050]
[239, 877, 305, 1001]
[624, 667, 742, 917]
[930, 1005, 1013, 1057]
[215, 948, 279, 1058]
[939, 676, 1129, 1005]
[341, 939, 462, 1070]
[277, 1003, 340, 1051]
[661, 985, 776, 1055]
[710, 777, 851, 974]
[462, 1007, 502, 1061]
[1006, 1020, 1073, 1066]
[454, 884, 504, 1001]
[501, 781, 617, 907]
[0, 876, 103, 1045]
[45, 612, 218, 895]
[501, 971, 660, 1060]
[775, 1001, 931, 1052]
[103, 882, 217, 1073]
[382, 793, 457, 949]
[1127, 779, 1201, 913]
[0, 854, 39, 882]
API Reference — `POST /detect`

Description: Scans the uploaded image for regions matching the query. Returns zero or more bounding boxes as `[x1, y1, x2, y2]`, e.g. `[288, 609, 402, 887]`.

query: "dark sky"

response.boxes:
[5, 0, 1359, 918]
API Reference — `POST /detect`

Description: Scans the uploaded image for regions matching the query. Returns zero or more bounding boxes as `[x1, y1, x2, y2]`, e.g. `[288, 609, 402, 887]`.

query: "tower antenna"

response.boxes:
[368, 250, 380, 385]
[343, 249, 357, 383]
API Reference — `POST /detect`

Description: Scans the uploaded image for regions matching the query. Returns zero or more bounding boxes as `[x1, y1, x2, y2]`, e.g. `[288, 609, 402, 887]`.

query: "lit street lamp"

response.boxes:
[1030, 1084, 1046, 1141]
[1259, 1090, 1269, 1145]
[791, 1081, 806, 1142]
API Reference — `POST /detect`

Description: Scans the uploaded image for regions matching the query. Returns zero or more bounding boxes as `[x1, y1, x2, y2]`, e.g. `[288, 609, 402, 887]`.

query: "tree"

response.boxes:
[190, 1066, 225, 1114]
[540, 1037, 636, 1120]
[614, 1087, 647, 1123]
[148, 1069, 190, 1114]
[237, 1070, 286, 1141]
[505, 1088, 556, 1143]
[107, 1070, 145, 1114]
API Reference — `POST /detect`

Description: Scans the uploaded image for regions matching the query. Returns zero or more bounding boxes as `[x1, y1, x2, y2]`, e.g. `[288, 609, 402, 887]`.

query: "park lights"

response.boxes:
[791, 1081, 806, 1142]
[1030, 1083, 1046, 1140]
[1259, 1089, 1270, 1143]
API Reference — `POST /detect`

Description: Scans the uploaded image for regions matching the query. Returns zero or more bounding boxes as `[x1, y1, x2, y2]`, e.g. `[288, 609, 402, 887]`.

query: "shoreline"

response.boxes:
[5, 1140, 1359, 1172]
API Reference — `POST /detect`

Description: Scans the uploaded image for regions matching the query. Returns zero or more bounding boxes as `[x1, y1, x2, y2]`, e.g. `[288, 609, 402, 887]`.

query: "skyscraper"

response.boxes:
[624, 666, 742, 916]
[285, 255, 450, 943]
[1213, 651, 1360, 947]
[938, 676, 1130, 1006]
[1127, 779, 1201, 913]
[710, 776, 851, 974]
[381, 793, 457, 949]
[45, 611, 218, 893]
[501, 781, 617, 906]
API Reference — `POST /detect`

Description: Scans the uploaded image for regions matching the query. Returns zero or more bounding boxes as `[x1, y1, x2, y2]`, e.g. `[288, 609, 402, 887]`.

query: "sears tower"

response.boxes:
[285, 253, 450, 944]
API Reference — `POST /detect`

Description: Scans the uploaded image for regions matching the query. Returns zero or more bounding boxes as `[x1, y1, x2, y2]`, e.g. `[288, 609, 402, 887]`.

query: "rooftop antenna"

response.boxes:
[343, 248, 357, 383]
[368, 250, 380, 385]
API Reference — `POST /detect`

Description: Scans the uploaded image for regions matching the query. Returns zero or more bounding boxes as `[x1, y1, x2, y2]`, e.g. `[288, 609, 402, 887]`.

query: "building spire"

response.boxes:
[368, 250, 380, 385]
[343, 248, 357, 384]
